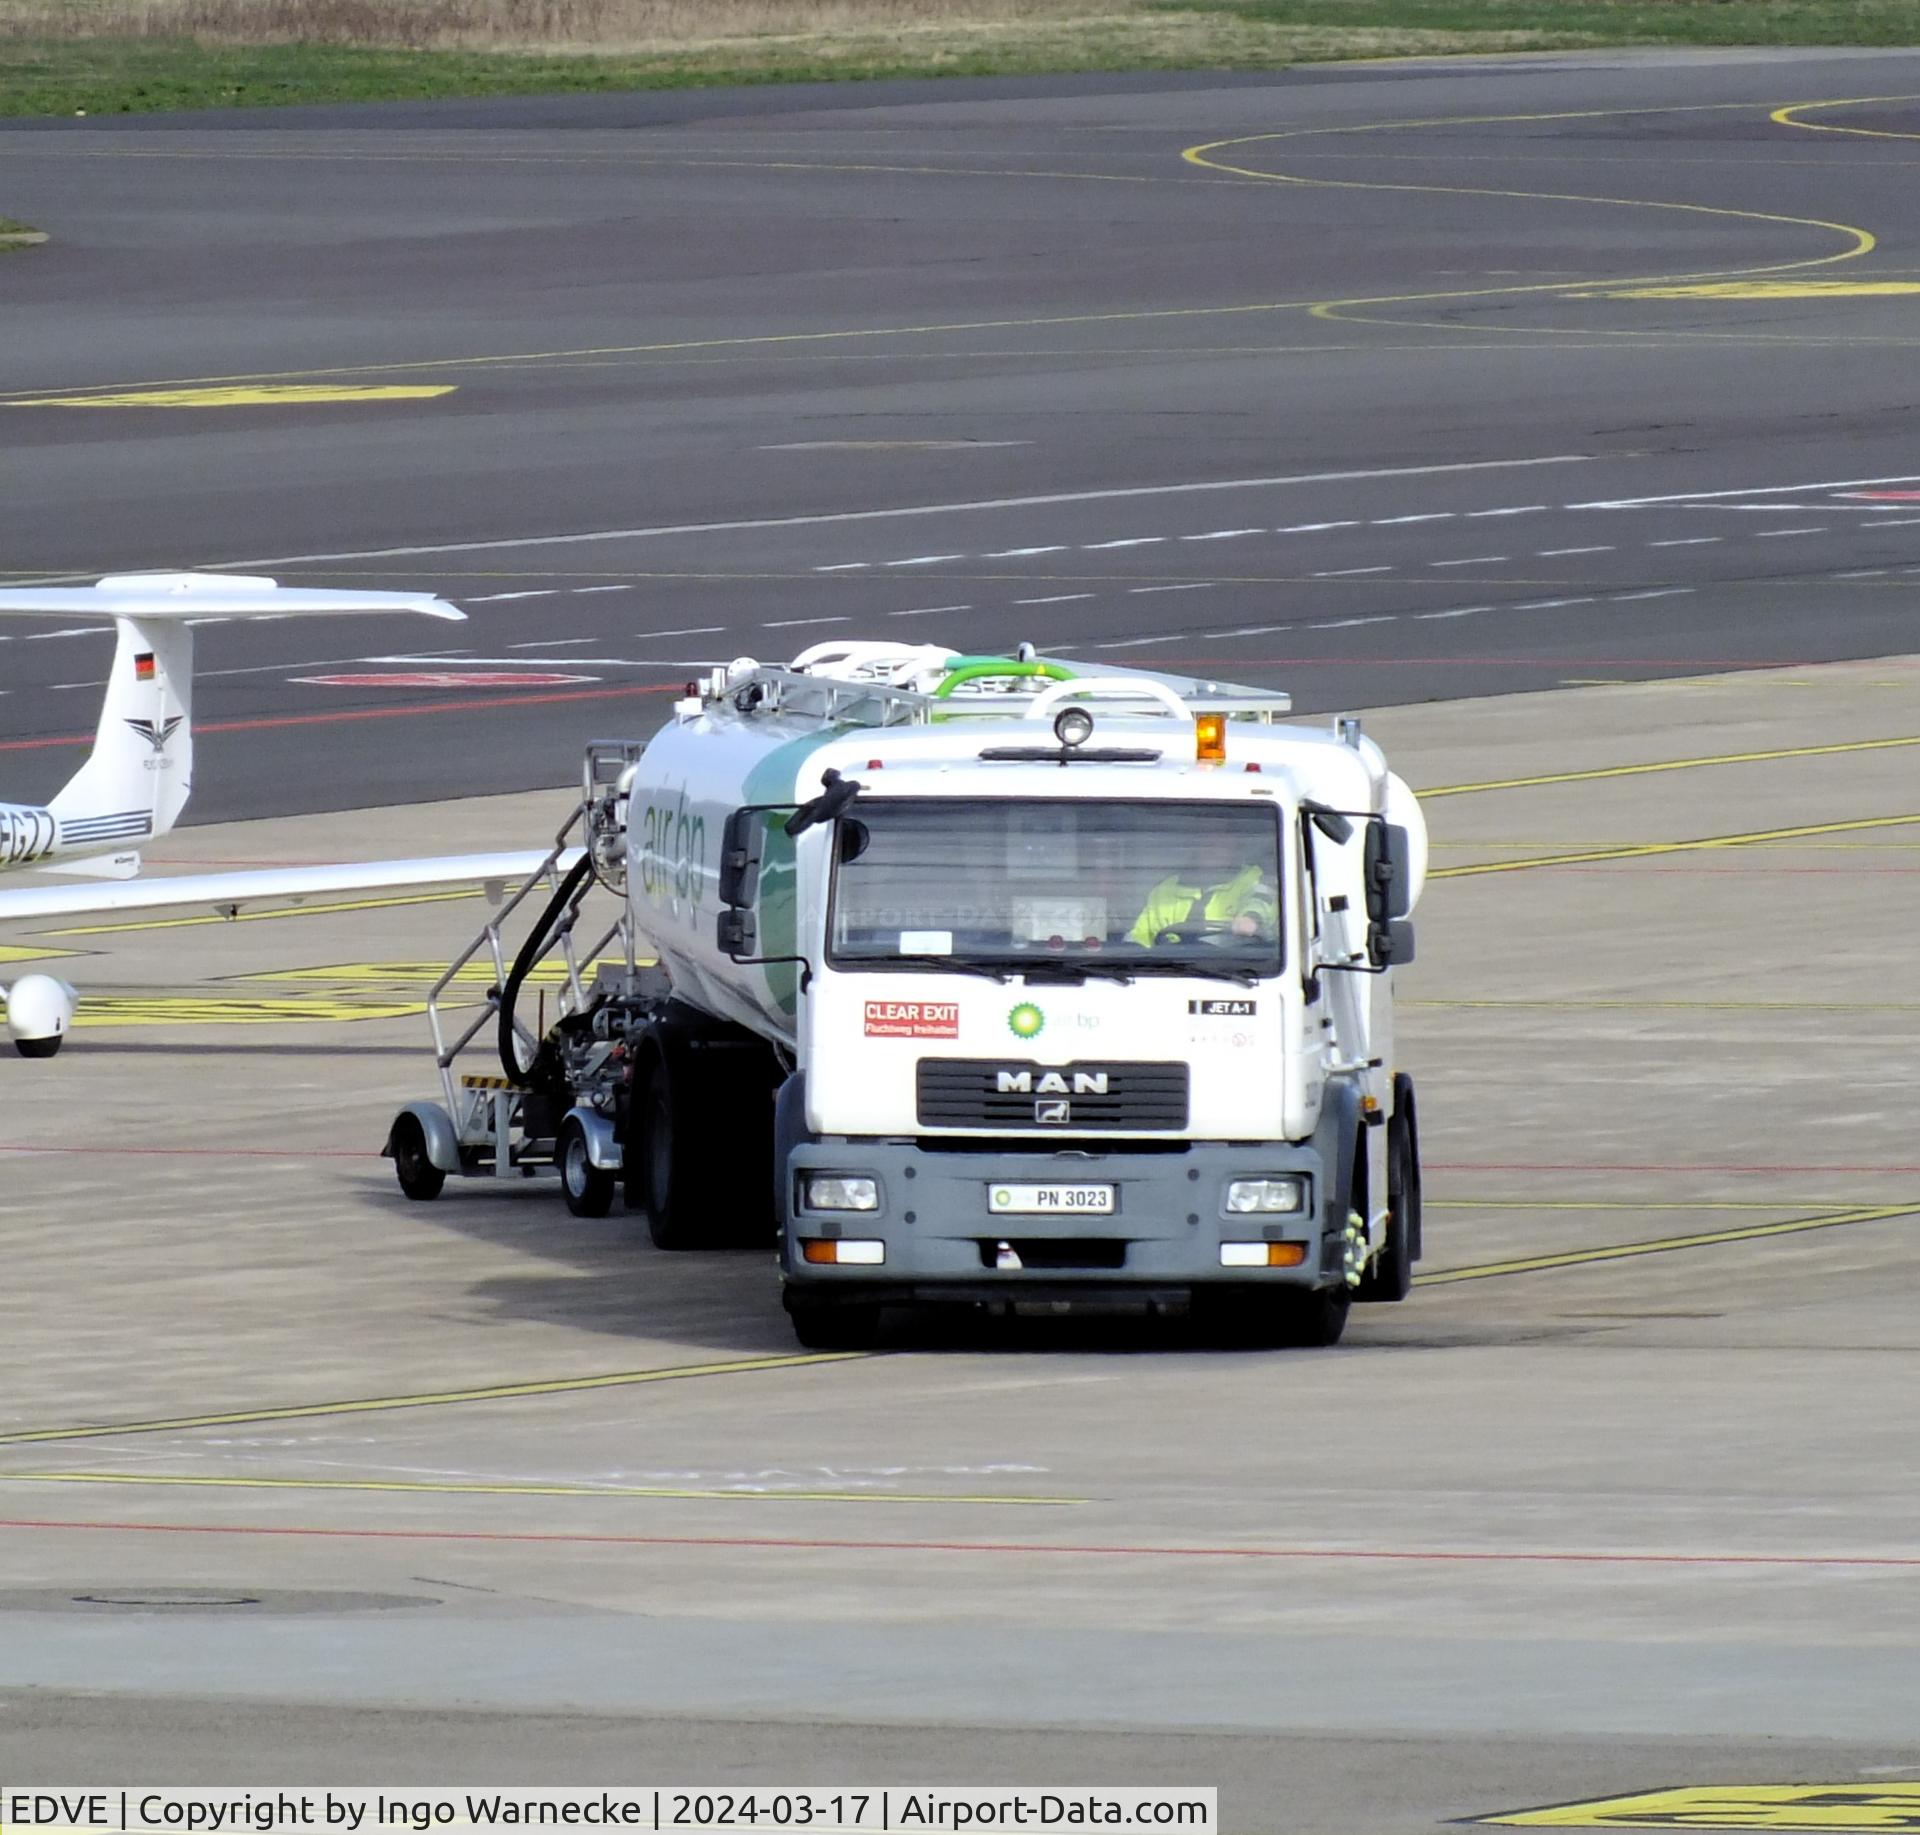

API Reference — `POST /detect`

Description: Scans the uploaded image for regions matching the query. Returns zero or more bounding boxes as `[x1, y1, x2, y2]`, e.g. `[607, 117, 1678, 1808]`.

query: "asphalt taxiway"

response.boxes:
[3, 654, 1919, 1819]
[3, 52, 1920, 816]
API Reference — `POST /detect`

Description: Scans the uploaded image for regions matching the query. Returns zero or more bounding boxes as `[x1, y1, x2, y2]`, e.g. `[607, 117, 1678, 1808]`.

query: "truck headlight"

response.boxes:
[1225, 1176, 1307, 1215]
[801, 1173, 880, 1213]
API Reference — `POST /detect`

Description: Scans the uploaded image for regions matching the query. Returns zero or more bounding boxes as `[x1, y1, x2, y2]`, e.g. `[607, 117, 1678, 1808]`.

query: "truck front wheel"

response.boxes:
[784, 1293, 881, 1351]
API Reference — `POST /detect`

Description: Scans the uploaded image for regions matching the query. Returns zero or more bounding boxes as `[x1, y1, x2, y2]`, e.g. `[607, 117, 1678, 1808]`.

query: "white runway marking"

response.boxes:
[468, 589, 560, 602]
[1274, 521, 1358, 533]
[1084, 537, 1164, 549]
[1431, 555, 1508, 566]
[1537, 546, 1612, 556]
[1127, 582, 1212, 594]
[1374, 513, 1455, 525]
[1466, 505, 1547, 519]
[1316, 615, 1398, 629]
[1752, 527, 1827, 538]
[764, 616, 851, 628]
[241, 455, 1596, 567]
[1648, 537, 1721, 546]
[1572, 473, 1920, 509]
[570, 583, 635, 594]
[984, 546, 1067, 558]
[1833, 570, 1888, 579]
[1315, 566, 1392, 577]
[1414, 606, 1493, 620]
[1014, 593, 1094, 605]
[1179, 529, 1262, 542]
[1508, 597, 1596, 611]
[813, 562, 869, 572]
[1612, 588, 1695, 601]
[885, 555, 965, 567]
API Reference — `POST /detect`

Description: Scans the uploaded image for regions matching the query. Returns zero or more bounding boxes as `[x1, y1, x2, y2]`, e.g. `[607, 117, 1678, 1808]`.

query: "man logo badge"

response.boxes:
[1034, 1099, 1070, 1124]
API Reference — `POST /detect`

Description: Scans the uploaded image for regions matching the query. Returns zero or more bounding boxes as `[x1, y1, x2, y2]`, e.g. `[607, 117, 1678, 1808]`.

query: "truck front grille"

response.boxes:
[916, 1059, 1190, 1131]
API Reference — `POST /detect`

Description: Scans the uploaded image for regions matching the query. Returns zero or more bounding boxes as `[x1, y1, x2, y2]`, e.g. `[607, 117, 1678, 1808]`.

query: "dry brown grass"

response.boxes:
[0, 0, 1140, 52]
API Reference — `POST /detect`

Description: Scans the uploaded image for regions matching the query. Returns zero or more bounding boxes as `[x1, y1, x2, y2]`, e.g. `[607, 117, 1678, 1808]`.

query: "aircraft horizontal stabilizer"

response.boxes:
[0, 572, 465, 622]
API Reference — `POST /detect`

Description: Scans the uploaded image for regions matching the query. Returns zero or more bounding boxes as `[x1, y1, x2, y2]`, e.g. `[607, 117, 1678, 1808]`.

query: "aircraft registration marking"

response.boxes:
[1481, 1787, 1920, 1830]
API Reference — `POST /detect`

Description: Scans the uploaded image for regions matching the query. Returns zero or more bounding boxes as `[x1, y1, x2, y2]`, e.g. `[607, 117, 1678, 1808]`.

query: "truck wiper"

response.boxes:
[1017, 959, 1136, 985]
[1126, 959, 1263, 987]
[872, 954, 1011, 982]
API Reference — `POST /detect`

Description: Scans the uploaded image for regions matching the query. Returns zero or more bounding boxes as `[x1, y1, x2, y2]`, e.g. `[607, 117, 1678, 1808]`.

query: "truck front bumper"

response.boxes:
[782, 1138, 1341, 1303]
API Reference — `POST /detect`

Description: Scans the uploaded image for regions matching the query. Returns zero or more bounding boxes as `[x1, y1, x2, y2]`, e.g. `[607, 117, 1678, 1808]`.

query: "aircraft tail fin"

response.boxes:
[48, 616, 193, 847]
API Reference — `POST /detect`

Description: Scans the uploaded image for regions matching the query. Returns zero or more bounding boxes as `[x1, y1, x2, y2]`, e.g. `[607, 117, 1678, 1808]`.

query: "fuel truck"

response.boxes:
[386, 640, 1428, 1349]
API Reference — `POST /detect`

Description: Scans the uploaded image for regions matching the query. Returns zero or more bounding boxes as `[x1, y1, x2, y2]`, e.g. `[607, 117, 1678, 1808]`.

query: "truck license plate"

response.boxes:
[989, 1182, 1115, 1216]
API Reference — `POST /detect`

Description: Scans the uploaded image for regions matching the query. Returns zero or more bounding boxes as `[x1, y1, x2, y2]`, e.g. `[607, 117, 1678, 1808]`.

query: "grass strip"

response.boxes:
[0, 0, 1912, 120]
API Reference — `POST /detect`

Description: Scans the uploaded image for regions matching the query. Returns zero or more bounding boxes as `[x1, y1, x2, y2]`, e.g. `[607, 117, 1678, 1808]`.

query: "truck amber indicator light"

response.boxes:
[1195, 713, 1226, 763]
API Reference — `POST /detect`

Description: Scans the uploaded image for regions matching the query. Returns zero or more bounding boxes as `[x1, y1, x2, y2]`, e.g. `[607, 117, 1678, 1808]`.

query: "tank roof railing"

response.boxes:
[695, 661, 1293, 731]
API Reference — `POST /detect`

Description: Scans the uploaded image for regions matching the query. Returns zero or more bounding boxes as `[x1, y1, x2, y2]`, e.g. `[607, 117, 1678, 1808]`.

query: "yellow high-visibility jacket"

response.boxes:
[1127, 863, 1277, 947]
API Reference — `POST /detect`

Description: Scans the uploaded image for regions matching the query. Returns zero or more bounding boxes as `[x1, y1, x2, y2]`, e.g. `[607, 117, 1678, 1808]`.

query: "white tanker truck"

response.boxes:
[386, 640, 1427, 1349]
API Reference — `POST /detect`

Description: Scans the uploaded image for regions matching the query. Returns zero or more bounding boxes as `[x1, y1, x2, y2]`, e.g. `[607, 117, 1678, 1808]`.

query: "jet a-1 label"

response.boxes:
[865, 1000, 960, 1039]
[1189, 998, 1256, 1017]
[1478, 1786, 1920, 1831]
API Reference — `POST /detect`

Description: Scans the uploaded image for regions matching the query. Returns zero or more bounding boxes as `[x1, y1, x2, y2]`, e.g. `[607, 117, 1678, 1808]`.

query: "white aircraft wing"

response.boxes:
[0, 851, 580, 924]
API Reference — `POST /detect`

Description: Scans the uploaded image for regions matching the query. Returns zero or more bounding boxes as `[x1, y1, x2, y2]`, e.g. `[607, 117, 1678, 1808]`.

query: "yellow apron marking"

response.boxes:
[1430, 814, 1920, 880]
[5, 385, 457, 408]
[1577, 281, 1920, 299]
[72, 994, 425, 1028]
[1423, 732, 1920, 798]
[1774, 96, 1920, 144]
[0, 1351, 870, 1447]
[247, 957, 630, 987]
[1428, 1200, 1859, 1213]
[1484, 1783, 1920, 1830]
[0, 1471, 1080, 1507]
[1410, 998, 1920, 1013]
[1416, 1204, 1918, 1286]
[0, 942, 75, 964]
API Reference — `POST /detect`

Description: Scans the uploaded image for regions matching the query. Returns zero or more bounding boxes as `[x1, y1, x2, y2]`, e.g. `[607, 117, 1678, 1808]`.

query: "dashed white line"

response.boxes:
[645, 625, 728, 637]
[1014, 593, 1095, 605]
[1179, 529, 1263, 542]
[23, 627, 98, 640]
[814, 562, 870, 573]
[886, 555, 965, 568]
[1752, 527, 1827, 538]
[1507, 597, 1596, 611]
[1315, 615, 1399, 629]
[469, 590, 560, 602]
[1611, 588, 1696, 602]
[1314, 566, 1393, 577]
[1094, 634, 1191, 650]
[1373, 513, 1455, 526]
[888, 604, 972, 618]
[1537, 546, 1612, 556]
[764, 616, 852, 628]
[511, 637, 598, 649]
[1430, 556, 1508, 567]
[1084, 537, 1165, 550]
[1274, 521, 1359, 533]
[1867, 516, 1920, 528]
[1467, 505, 1547, 519]
[1833, 570, 1888, 579]
[1128, 582, 1214, 595]
[1647, 537, 1721, 547]
[984, 545, 1067, 558]
[571, 583, 635, 594]
[1413, 606, 1492, 621]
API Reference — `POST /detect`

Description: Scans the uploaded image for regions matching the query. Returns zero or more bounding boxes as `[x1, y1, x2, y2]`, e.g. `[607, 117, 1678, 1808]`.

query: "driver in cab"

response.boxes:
[1128, 861, 1277, 947]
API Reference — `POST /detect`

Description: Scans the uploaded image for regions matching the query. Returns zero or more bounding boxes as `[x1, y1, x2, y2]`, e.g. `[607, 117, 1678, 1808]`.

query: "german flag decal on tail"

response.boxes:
[134, 652, 156, 682]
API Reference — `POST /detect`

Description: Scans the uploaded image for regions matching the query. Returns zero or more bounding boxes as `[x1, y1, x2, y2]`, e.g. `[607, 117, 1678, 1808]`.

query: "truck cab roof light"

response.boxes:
[1196, 712, 1226, 764]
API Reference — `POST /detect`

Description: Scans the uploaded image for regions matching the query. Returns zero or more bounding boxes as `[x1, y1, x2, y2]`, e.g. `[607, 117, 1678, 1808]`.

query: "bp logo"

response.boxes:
[1007, 1002, 1045, 1040]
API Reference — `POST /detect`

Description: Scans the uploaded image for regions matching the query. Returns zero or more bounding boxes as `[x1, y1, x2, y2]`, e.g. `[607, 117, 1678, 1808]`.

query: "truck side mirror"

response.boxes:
[717, 908, 758, 958]
[1364, 821, 1413, 925]
[1368, 917, 1416, 968]
[718, 807, 764, 909]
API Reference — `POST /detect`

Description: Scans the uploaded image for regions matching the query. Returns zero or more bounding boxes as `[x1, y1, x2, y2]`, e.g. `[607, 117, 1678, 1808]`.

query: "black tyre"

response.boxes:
[631, 1029, 780, 1249]
[1356, 1120, 1415, 1303]
[389, 1113, 446, 1202]
[557, 1116, 616, 1219]
[785, 1295, 881, 1351]
[14, 1035, 62, 1060]
[1274, 1286, 1351, 1347]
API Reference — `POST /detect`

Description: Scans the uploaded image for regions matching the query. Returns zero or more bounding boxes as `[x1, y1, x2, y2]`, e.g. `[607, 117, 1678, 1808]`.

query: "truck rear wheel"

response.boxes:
[1356, 1119, 1415, 1303]
[630, 1029, 779, 1250]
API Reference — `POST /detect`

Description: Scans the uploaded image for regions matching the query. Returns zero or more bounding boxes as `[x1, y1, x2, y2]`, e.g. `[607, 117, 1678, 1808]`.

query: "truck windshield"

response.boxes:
[828, 797, 1282, 977]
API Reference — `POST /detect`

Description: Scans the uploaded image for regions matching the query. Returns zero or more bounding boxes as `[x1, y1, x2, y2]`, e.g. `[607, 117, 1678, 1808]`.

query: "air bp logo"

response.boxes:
[1007, 1002, 1045, 1040]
